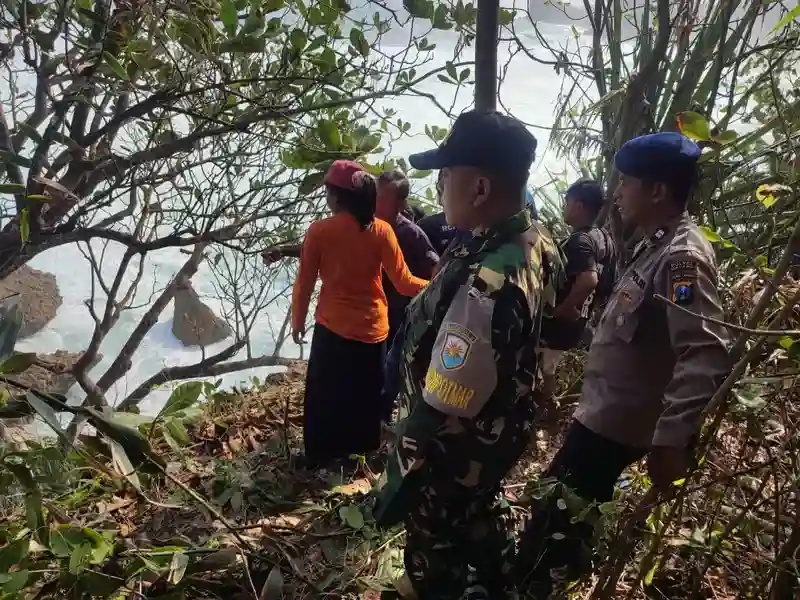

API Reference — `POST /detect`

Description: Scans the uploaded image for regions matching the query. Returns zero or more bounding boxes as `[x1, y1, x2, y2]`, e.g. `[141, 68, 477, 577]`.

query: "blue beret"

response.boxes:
[614, 132, 701, 183]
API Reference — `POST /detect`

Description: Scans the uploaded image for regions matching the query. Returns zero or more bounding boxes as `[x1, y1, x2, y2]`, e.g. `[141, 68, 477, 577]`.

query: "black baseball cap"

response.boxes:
[409, 110, 537, 175]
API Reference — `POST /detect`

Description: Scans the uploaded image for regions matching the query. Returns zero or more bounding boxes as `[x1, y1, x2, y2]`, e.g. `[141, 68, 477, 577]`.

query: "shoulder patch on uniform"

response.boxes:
[672, 280, 695, 305]
[668, 256, 699, 283]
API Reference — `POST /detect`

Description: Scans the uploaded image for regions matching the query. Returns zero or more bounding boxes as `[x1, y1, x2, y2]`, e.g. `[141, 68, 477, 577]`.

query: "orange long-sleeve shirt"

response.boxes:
[291, 213, 428, 344]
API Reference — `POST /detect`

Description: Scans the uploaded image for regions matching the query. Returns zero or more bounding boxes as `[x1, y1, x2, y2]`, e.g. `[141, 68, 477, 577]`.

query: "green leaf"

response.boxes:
[445, 61, 457, 80]
[499, 8, 516, 26]
[260, 565, 284, 600]
[20, 208, 30, 243]
[25, 194, 50, 202]
[733, 387, 767, 411]
[25, 492, 47, 544]
[0, 352, 36, 375]
[50, 528, 72, 558]
[772, 3, 800, 33]
[0, 538, 29, 572]
[169, 552, 190, 584]
[0, 150, 33, 168]
[459, 68, 471, 82]
[290, 28, 307, 51]
[241, 11, 264, 36]
[755, 183, 792, 209]
[699, 225, 722, 243]
[643, 559, 659, 587]
[103, 52, 129, 80]
[159, 381, 204, 419]
[403, 0, 433, 19]
[107, 438, 142, 491]
[298, 171, 326, 195]
[165, 419, 190, 446]
[0, 183, 26, 194]
[711, 129, 737, 145]
[25, 390, 66, 437]
[676, 111, 711, 142]
[318, 120, 341, 148]
[221, 0, 238, 34]
[1, 569, 28, 594]
[339, 504, 364, 529]
[349, 27, 368, 57]
[69, 544, 91, 574]
[91, 411, 164, 472]
[432, 4, 451, 29]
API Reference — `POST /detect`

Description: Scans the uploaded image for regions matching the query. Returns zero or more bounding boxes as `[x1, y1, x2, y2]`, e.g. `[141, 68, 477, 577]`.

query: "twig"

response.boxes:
[653, 294, 800, 336]
[149, 456, 257, 552]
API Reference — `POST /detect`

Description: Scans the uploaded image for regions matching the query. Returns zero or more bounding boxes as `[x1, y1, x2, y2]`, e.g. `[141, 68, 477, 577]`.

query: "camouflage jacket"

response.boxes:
[374, 210, 565, 526]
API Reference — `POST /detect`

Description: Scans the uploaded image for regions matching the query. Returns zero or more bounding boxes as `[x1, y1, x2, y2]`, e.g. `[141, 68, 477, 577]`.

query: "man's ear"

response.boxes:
[652, 181, 669, 204]
[473, 176, 491, 208]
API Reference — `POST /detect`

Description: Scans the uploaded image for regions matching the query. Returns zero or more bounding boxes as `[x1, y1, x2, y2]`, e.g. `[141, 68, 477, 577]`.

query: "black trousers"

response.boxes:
[303, 323, 386, 461]
[515, 420, 646, 597]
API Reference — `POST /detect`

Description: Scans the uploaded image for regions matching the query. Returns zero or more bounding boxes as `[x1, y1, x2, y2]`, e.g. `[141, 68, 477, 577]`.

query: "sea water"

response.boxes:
[14, 20, 589, 416]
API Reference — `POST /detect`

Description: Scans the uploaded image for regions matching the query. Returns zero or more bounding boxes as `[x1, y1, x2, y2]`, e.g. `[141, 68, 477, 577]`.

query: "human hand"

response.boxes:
[261, 248, 283, 265]
[648, 445, 691, 490]
[292, 326, 306, 345]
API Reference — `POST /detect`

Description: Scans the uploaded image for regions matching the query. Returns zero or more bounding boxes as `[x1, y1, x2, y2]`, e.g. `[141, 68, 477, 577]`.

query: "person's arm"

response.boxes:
[553, 233, 598, 321]
[652, 250, 731, 447]
[422, 281, 530, 418]
[290, 226, 322, 334]
[279, 244, 303, 258]
[407, 226, 440, 279]
[380, 225, 428, 297]
[262, 243, 303, 265]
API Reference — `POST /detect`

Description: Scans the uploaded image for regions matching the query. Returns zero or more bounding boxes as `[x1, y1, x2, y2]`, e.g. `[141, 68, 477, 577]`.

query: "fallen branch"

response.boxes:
[116, 350, 294, 412]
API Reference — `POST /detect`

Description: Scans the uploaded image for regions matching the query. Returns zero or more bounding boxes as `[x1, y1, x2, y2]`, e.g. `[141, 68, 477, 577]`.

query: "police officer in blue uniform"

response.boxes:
[515, 132, 732, 598]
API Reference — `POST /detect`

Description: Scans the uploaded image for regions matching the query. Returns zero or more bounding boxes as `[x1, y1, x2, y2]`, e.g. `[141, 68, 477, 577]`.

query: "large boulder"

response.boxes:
[14, 350, 103, 396]
[172, 279, 232, 347]
[0, 265, 62, 339]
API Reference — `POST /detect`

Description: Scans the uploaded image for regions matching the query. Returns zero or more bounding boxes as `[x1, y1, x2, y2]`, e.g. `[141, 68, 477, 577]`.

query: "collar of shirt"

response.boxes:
[393, 213, 411, 229]
[448, 209, 532, 261]
[632, 211, 690, 260]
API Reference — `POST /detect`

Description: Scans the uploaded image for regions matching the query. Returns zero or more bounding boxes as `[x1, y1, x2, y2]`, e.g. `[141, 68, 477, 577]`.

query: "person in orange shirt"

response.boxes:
[290, 160, 428, 468]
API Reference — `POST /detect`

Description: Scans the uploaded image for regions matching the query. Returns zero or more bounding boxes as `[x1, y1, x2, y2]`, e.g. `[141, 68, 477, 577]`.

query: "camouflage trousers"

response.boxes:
[402, 482, 515, 600]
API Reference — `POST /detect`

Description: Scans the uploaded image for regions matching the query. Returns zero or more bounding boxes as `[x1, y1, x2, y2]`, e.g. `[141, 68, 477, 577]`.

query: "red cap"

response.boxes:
[324, 160, 369, 191]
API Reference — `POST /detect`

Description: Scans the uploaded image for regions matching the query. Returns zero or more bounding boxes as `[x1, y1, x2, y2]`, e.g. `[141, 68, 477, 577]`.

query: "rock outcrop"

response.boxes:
[0, 265, 62, 339]
[14, 350, 103, 396]
[172, 279, 231, 347]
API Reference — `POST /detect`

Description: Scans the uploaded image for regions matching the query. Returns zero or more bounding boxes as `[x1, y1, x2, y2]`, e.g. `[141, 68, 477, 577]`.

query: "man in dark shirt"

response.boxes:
[539, 179, 616, 397]
[376, 170, 439, 346]
[403, 204, 426, 223]
[417, 171, 472, 257]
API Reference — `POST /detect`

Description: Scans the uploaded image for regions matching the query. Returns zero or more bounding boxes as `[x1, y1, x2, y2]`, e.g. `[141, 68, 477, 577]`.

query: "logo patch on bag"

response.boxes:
[441, 331, 472, 370]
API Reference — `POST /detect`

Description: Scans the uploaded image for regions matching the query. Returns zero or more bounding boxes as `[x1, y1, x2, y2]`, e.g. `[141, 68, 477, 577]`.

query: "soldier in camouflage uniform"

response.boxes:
[373, 110, 565, 600]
